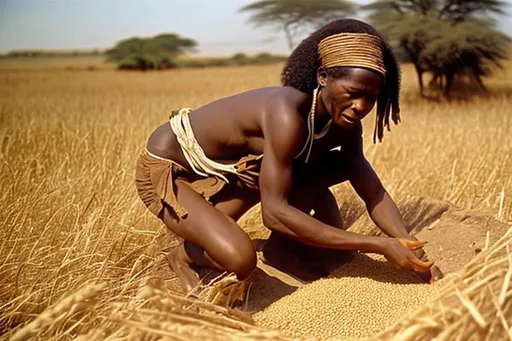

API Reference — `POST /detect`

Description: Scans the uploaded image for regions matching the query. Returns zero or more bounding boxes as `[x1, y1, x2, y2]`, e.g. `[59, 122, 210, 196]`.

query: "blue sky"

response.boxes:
[0, 0, 511, 56]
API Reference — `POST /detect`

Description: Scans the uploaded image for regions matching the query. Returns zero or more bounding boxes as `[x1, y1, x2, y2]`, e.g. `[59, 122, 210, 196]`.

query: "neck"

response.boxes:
[314, 88, 331, 129]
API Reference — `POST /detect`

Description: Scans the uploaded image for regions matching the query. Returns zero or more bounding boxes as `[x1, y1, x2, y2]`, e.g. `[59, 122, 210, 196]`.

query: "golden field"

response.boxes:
[0, 59, 511, 340]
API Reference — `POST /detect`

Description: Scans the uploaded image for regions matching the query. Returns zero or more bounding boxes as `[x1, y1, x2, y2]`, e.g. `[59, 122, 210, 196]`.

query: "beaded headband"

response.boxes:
[317, 33, 386, 77]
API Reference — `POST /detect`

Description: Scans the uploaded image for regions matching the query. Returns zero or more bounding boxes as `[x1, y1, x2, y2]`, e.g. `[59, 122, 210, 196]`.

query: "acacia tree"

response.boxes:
[106, 34, 197, 70]
[240, 0, 356, 51]
[439, 0, 506, 22]
[363, 0, 510, 97]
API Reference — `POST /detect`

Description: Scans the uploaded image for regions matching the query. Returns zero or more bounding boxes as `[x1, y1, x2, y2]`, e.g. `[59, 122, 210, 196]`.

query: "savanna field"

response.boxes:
[1, 58, 512, 340]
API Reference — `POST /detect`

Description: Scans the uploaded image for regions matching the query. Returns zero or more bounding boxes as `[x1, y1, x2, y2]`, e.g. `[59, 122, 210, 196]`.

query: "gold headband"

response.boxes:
[318, 33, 386, 77]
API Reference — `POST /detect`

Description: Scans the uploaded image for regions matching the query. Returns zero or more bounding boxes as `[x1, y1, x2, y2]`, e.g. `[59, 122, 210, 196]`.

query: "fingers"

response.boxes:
[397, 238, 427, 251]
[430, 266, 444, 283]
[409, 255, 434, 272]
[398, 238, 435, 272]
[416, 269, 433, 283]
[387, 237, 436, 273]
[390, 256, 432, 273]
[418, 266, 444, 284]
[412, 248, 427, 261]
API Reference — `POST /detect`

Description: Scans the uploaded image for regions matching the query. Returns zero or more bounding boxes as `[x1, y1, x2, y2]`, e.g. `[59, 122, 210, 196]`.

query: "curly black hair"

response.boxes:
[281, 19, 401, 143]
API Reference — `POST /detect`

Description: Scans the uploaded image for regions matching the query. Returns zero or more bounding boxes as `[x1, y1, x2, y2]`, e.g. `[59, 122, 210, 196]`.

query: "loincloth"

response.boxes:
[135, 150, 262, 220]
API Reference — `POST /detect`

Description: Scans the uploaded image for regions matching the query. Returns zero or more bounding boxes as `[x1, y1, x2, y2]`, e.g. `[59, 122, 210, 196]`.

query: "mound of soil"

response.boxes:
[244, 196, 509, 311]
[147, 196, 509, 313]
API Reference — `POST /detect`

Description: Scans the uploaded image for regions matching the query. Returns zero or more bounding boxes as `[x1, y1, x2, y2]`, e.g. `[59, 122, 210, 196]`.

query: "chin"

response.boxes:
[341, 124, 356, 131]
[334, 118, 354, 130]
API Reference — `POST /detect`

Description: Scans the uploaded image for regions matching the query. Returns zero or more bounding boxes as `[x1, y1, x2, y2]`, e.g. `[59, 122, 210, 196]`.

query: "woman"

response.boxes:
[135, 19, 442, 293]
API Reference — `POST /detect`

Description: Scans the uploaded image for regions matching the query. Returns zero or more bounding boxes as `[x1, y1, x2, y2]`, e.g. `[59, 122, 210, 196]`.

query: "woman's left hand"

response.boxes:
[413, 248, 444, 284]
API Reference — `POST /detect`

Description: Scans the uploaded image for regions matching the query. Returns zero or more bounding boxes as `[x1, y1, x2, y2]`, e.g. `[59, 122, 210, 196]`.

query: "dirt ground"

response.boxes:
[149, 196, 509, 314]
[347, 196, 510, 274]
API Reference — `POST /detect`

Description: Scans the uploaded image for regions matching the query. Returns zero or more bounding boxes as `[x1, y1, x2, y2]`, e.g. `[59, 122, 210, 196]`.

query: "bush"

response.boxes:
[176, 52, 287, 69]
[106, 34, 196, 71]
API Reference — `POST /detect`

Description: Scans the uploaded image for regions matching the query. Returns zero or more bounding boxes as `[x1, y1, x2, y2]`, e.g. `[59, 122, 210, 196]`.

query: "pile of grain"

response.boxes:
[254, 253, 440, 340]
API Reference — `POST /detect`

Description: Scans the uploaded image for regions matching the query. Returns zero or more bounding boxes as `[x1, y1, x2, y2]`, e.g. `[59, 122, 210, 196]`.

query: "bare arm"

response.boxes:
[348, 151, 441, 279]
[348, 154, 415, 240]
[259, 107, 385, 253]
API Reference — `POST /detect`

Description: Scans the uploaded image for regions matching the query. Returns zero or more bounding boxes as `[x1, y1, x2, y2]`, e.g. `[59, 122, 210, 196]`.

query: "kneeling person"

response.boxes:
[135, 19, 442, 293]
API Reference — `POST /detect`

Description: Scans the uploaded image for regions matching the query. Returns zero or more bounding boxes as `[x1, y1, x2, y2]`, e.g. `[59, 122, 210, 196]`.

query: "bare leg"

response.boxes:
[166, 242, 202, 292]
[262, 188, 348, 280]
[166, 150, 354, 288]
[262, 150, 352, 279]
[163, 179, 259, 293]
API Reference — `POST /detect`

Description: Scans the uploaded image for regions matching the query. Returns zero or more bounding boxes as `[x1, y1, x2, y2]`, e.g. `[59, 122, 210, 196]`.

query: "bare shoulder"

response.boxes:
[259, 87, 309, 159]
[261, 86, 309, 134]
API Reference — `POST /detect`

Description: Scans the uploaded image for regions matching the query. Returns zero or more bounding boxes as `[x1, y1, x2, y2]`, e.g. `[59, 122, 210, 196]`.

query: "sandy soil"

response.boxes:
[146, 196, 510, 313]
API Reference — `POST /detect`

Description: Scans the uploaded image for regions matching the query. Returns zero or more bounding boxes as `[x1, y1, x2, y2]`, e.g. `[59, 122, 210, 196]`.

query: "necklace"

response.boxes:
[314, 119, 332, 140]
[295, 86, 332, 163]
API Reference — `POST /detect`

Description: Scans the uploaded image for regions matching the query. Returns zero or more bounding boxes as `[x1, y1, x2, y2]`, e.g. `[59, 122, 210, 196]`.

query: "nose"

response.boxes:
[352, 99, 367, 118]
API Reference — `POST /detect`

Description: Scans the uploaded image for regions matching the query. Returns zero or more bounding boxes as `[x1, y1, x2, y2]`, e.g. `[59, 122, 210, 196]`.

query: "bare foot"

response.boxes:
[166, 243, 200, 294]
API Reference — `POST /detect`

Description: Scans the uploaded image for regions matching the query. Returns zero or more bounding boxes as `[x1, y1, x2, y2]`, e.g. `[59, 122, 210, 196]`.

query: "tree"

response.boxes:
[240, 0, 357, 51]
[363, 0, 510, 97]
[420, 19, 509, 94]
[438, 0, 506, 22]
[106, 34, 197, 71]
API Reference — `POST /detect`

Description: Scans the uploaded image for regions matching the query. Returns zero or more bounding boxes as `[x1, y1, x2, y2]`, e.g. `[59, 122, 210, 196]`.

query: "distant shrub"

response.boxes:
[231, 53, 250, 65]
[106, 34, 197, 71]
[177, 52, 287, 69]
[252, 53, 287, 64]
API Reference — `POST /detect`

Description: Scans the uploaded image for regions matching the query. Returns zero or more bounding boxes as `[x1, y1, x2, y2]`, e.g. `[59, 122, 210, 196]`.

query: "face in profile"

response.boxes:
[318, 67, 383, 130]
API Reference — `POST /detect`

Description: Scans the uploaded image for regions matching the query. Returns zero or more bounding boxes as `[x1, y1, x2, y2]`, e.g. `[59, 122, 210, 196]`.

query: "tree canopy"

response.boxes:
[364, 0, 510, 97]
[240, 0, 357, 51]
[106, 34, 197, 70]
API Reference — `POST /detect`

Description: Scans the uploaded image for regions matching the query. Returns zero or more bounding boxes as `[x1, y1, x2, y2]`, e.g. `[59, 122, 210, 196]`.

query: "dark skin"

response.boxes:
[147, 67, 442, 293]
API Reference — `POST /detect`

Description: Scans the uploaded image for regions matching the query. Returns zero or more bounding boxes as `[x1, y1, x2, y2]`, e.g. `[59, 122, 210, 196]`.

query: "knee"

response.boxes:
[222, 241, 257, 280]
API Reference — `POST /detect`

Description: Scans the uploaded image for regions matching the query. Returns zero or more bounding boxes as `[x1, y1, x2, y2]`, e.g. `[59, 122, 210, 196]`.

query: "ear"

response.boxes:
[316, 67, 327, 87]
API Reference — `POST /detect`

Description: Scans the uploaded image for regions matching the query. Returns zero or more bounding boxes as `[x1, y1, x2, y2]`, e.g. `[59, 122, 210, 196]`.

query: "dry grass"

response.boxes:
[0, 59, 511, 340]
[67, 227, 510, 341]
[376, 227, 512, 341]
[0, 56, 110, 71]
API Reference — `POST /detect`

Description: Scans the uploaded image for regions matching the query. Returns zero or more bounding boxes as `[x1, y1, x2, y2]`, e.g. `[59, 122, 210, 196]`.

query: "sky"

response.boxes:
[0, 0, 511, 56]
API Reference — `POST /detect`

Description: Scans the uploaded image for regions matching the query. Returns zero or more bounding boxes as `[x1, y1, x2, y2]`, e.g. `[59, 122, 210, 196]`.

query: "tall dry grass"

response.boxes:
[0, 61, 511, 340]
[0, 56, 109, 71]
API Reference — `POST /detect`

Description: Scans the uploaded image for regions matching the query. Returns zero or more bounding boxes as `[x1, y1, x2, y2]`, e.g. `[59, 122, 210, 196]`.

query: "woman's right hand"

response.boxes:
[381, 238, 434, 272]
